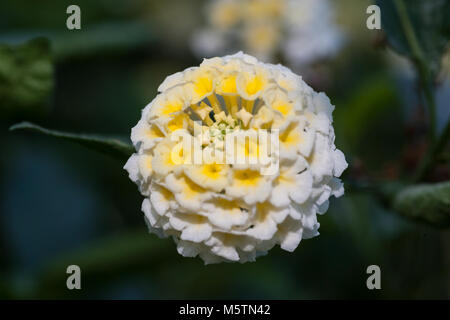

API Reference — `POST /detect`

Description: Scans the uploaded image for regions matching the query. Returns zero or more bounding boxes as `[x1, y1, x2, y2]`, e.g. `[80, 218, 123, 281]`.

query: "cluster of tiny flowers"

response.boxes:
[192, 0, 344, 67]
[125, 52, 347, 264]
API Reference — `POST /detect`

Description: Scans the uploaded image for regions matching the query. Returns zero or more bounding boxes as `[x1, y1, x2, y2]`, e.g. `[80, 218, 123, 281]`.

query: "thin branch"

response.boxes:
[413, 120, 450, 181]
[394, 0, 437, 144]
[393, 0, 445, 182]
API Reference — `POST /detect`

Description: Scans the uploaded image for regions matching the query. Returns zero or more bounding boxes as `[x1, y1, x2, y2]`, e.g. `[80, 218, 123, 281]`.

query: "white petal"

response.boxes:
[301, 211, 318, 231]
[302, 223, 320, 239]
[199, 252, 226, 265]
[177, 240, 201, 258]
[124, 153, 140, 183]
[158, 71, 185, 92]
[168, 214, 189, 231]
[181, 224, 212, 243]
[270, 184, 291, 207]
[280, 229, 302, 252]
[329, 178, 345, 197]
[247, 218, 278, 241]
[315, 184, 331, 206]
[150, 184, 171, 215]
[142, 199, 169, 238]
[298, 128, 315, 158]
[211, 245, 240, 261]
[317, 200, 329, 214]
[289, 204, 302, 220]
[313, 92, 335, 120]
[311, 112, 331, 135]
[333, 149, 348, 177]
[271, 208, 290, 224]
[309, 133, 333, 179]
[289, 170, 313, 204]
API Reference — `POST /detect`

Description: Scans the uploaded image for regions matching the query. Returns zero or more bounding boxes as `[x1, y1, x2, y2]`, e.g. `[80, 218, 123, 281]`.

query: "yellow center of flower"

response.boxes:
[273, 102, 292, 116]
[218, 75, 238, 94]
[280, 122, 302, 147]
[234, 169, 261, 186]
[245, 75, 264, 96]
[194, 76, 214, 97]
[202, 163, 224, 179]
[183, 175, 207, 199]
[162, 102, 183, 116]
[146, 124, 165, 139]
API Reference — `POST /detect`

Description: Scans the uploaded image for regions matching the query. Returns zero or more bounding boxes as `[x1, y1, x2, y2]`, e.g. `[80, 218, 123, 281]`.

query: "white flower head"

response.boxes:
[192, 0, 344, 67]
[125, 53, 347, 264]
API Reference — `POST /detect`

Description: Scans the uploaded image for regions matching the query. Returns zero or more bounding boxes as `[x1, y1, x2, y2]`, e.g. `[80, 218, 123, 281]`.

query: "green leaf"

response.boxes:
[0, 38, 53, 115]
[376, 0, 449, 78]
[51, 22, 155, 62]
[0, 22, 156, 63]
[10, 121, 134, 160]
[393, 181, 450, 227]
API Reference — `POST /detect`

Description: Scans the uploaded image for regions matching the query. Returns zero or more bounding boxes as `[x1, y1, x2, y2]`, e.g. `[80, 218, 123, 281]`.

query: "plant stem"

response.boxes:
[393, 0, 437, 143]
[393, 0, 442, 181]
[413, 120, 450, 182]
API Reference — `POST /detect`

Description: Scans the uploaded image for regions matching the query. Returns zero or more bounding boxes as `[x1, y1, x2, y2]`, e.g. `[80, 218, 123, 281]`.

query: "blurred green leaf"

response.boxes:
[377, 0, 449, 77]
[334, 75, 401, 164]
[0, 22, 157, 63]
[33, 231, 174, 298]
[10, 121, 134, 160]
[51, 22, 156, 62]
[393, 181, 450, 227]
[0, 38, 53, 115]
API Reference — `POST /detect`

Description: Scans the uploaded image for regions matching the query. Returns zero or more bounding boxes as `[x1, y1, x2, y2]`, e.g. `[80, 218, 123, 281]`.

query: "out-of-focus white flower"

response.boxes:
[192, 0, 344, 67]
[125, 52, 347, 264]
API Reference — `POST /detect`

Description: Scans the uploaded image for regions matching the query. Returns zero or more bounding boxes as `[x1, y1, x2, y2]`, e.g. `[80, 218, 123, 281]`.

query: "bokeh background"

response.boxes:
[0, 0, 449, 299]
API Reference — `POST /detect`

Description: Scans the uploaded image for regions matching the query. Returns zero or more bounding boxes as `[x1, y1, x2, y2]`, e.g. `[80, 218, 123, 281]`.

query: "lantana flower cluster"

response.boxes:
[192, 0, 344, 67]
[125, 52, 347, 264]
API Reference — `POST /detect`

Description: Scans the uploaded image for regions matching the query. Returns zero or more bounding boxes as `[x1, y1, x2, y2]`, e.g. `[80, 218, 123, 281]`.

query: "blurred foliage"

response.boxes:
[49, 22, 155, 62]
[0, 38, 53, 117]
[33, 231, 174, 299]
[377, 0, 450, 145]
[334, 74, 402, 165]
[377, 0, 450, 78]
